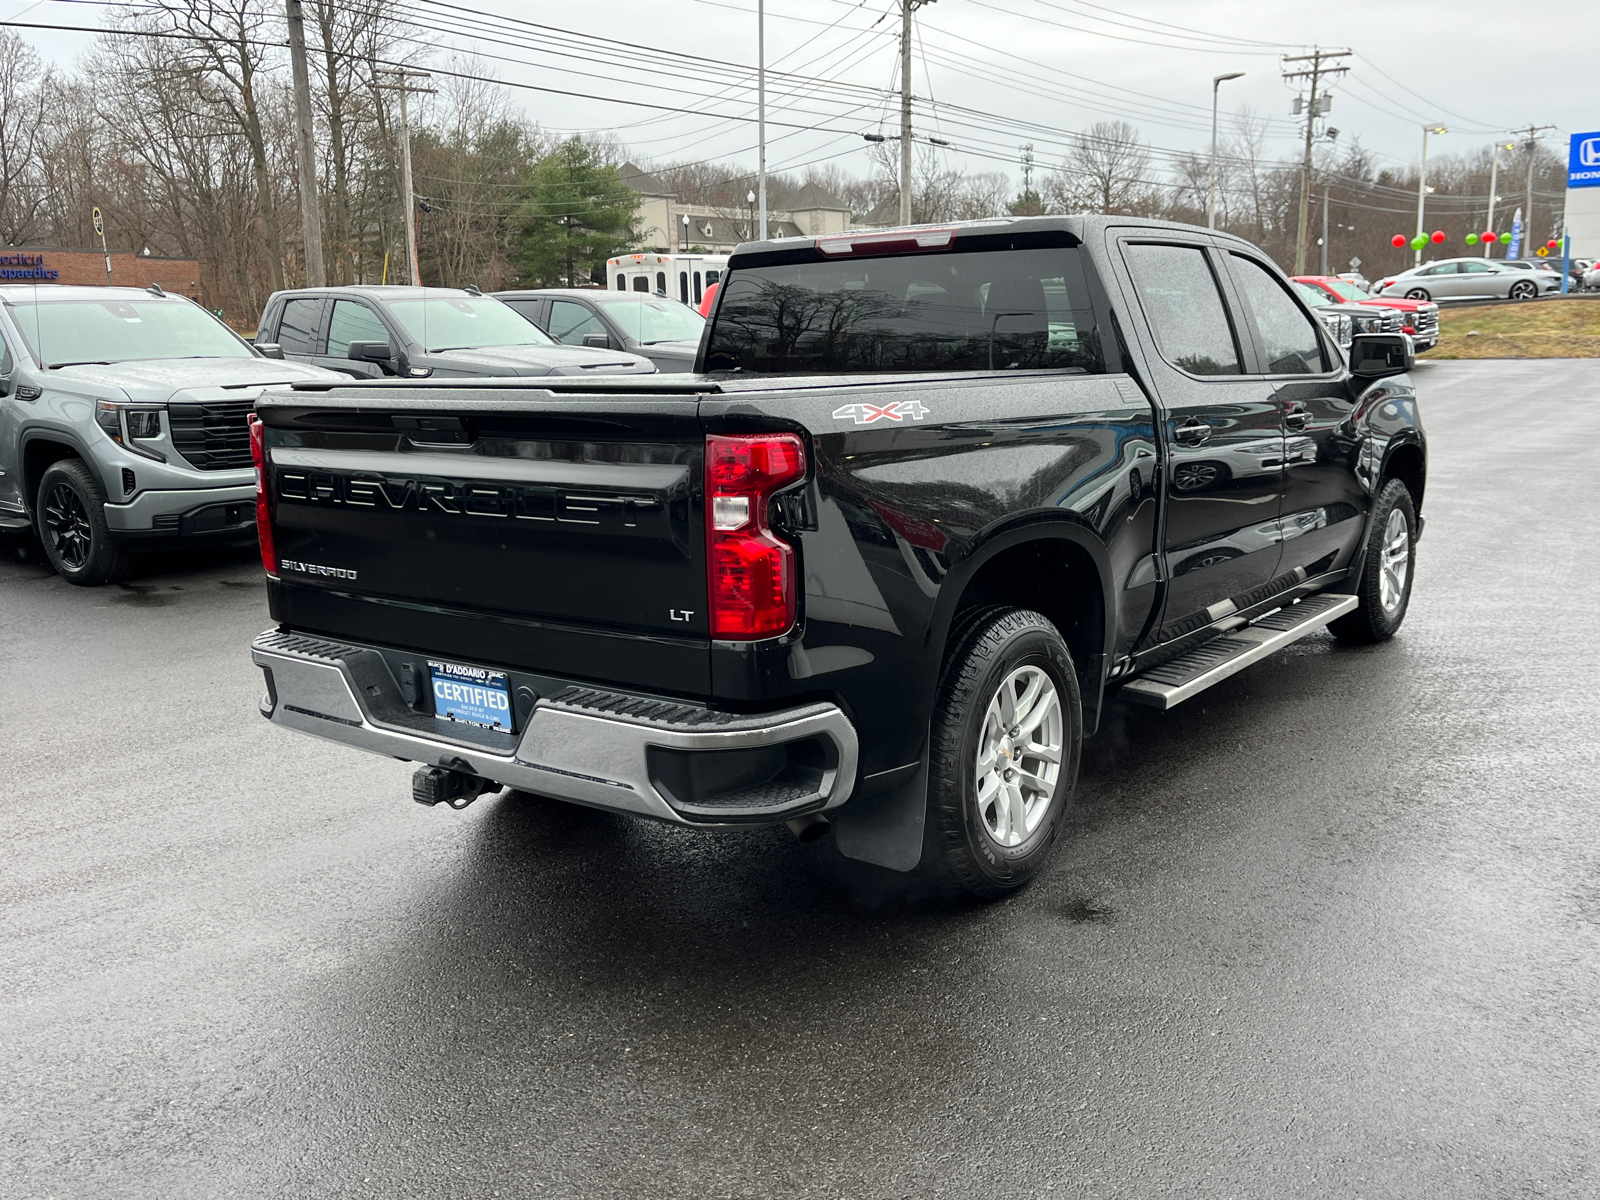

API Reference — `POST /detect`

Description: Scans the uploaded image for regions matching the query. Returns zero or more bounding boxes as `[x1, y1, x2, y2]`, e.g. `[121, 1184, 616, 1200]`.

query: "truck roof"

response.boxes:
[0, 284, 192, 302]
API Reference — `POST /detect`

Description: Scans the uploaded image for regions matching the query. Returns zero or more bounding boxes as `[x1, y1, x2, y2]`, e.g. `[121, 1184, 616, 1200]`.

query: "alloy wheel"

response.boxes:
[1174, 463, 1221, 492]
[1511, 281, 1536, 300]
[1379, 507, 1411, 613]
[974, 664, 1064, 848]
[43, 483, 93, 571]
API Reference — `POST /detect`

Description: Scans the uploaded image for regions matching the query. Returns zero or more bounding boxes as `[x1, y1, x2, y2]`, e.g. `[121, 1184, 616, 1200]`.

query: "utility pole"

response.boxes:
[1512, 124, 1555, 260]
[1411, 123, 1448, 266]
[899, 0, 935, 225]
[1282, 48, 1348, 275]
[757, 0, 766, 241]
[284, 0, 324, 287]
[375, 69, 434, 286]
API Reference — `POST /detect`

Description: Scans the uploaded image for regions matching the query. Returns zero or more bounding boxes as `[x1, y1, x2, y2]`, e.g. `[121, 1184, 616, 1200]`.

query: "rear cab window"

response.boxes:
[1122, 242, 1242, 376]
[276, 297, 325, 355]
[704, 234, 1105, 375]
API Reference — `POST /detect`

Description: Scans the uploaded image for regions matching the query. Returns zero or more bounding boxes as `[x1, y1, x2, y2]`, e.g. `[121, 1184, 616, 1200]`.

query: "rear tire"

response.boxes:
[1404, 288, 1431, 301]
[1330, 478, 1416, 644]
[922, 608, 1082, 899]
[36, 459, 133, 586]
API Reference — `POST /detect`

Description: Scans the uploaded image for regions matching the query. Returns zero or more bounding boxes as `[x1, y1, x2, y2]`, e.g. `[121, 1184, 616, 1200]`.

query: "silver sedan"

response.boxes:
[1374, 257, 1559, 302]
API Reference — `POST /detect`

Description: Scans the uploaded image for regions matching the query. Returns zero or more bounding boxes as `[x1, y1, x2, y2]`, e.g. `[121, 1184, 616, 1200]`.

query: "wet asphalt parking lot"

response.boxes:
[3, 359, 1598, 1199]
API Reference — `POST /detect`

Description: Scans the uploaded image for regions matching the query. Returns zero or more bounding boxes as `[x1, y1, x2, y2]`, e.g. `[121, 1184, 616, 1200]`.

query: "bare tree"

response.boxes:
[1048, 120, 1154, 216]
[0, 33, 47, 244]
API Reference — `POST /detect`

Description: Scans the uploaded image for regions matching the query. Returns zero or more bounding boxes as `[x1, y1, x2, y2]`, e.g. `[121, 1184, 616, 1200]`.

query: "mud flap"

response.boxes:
[831, 751, 929, 873]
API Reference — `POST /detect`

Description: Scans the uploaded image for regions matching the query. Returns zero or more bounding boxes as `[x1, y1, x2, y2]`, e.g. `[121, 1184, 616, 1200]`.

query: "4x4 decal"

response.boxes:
[831, 399, 930, 425]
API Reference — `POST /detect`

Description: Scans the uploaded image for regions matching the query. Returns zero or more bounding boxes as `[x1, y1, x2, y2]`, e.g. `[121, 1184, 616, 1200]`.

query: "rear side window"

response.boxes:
[326, 300, 388, 357]
[704, 246, 1103, 374]
[1123, 243, 1241, 376]
[276, 297, 324, 355]
[1230, 254, 1326, 374]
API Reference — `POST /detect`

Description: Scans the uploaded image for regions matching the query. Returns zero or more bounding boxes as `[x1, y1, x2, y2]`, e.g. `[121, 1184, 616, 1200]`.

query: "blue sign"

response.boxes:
[1570, 131, 1600, 188]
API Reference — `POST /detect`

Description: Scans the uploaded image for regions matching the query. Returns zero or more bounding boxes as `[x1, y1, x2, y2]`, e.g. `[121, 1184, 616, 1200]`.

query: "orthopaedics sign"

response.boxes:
[0, 253, 60, 280]
[1569, 132, 1600, 188]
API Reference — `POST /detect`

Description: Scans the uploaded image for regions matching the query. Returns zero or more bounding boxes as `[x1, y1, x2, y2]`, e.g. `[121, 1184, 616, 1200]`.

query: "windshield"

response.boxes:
[704, 245, 1103, 375]
[8, 298, 253, 367]
[1325, 278, 1372, 302]
[593, 296, 705, 344]
[386, 296, 555, 351]
[1294, 282, 1331, 307]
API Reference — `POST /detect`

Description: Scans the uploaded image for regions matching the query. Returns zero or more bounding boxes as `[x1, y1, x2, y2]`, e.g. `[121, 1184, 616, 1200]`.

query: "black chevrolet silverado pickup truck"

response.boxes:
[248, 216, 1425, 898]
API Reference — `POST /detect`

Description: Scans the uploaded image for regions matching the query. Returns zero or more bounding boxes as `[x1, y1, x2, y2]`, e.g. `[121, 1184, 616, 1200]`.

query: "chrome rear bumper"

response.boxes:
[251, 629, 858, 825]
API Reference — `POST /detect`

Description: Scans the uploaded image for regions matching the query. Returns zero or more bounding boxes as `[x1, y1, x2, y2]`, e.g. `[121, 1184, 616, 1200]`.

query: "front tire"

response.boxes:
[36, 459, 133, 586]
[1330, 477, 1416, 644]
[923, 608, 1082, 899]
[1510, 280, 1536, 301]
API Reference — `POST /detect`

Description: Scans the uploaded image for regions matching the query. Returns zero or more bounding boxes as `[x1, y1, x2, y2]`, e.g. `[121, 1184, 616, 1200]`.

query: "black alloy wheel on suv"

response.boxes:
[36, 459, 132, 586]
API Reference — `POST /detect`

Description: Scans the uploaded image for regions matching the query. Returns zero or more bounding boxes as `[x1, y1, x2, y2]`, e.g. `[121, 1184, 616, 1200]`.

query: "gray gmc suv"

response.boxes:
[0, 285, 342, 585]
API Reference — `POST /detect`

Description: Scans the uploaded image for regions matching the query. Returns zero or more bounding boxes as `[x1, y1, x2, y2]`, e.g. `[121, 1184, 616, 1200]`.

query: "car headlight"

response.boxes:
[95, 400, 168, 462]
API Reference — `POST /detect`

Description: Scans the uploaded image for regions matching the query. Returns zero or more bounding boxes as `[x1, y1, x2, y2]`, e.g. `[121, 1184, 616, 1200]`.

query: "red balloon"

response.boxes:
[1548, 240, 1559, 249]
[1430, 231, 1445, 243]
[1482, 231, 1496, 241]
[1391, 234, 1406, 247]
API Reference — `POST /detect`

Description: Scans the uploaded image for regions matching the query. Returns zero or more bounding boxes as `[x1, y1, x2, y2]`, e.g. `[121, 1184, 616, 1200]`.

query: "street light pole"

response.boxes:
[681, 213, 689, 252]
[1415, 124, 1447, 267]
[746, 189, 756, 241]
[1208, 72, 1243, 230]
[1484, 141, 1513, 258]
[756, 0, 766, 242]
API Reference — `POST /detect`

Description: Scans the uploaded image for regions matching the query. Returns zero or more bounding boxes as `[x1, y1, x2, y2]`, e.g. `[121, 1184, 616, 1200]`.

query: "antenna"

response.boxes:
[464, 284, 481, 296]
[147, 282, 165, 297]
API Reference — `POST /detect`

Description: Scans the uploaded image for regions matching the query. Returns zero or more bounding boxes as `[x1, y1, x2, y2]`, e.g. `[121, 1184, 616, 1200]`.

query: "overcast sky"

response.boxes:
[4, 0, 1593, 189]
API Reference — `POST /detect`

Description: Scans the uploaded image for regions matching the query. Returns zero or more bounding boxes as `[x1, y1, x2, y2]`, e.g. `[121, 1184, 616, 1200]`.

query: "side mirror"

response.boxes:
[0, 375, 10, 397]
[1349, 333, 1414, 379]
[255, 342, 285, 360]
[347, 340, 393, 363]
[581, 333, 611, 349]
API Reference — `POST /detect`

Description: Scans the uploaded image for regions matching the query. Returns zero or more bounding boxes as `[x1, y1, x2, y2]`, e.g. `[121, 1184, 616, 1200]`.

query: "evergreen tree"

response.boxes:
[517, 137, 637, 287]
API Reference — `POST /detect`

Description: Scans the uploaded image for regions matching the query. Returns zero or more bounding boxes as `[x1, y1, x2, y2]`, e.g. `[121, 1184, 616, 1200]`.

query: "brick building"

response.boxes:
[0, 247, 201, 298]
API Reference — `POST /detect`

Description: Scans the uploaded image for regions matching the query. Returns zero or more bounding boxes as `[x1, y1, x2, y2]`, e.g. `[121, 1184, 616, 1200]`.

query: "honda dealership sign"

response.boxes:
[1571, 132, 1600, 188]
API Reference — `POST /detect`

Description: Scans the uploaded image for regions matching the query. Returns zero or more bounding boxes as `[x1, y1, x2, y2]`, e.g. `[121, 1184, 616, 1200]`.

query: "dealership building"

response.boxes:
[1566, 131, 1600, 260]
[0, 247, 200, 296]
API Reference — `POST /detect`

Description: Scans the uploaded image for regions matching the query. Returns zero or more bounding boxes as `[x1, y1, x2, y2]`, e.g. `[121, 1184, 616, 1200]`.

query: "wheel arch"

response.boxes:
[20, 430, 95, 519]
[1381, 437, 1426, 512]
[930, 517, 1113, 734]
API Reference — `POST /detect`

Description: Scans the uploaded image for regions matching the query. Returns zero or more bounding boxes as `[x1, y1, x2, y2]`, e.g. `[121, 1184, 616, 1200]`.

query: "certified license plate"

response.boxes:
[428, 660, 513, 732]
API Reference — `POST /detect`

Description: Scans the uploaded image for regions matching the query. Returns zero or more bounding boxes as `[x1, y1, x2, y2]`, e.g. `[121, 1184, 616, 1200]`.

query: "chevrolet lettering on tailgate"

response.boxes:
[276, 469, 662, 530]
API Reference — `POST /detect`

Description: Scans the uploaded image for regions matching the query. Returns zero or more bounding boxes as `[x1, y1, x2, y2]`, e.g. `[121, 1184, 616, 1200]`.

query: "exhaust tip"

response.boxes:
[784, 813, 831, 843]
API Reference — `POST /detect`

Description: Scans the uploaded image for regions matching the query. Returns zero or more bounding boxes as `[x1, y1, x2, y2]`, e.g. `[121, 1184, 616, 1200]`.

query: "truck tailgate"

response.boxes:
[256, 391, 709, 696]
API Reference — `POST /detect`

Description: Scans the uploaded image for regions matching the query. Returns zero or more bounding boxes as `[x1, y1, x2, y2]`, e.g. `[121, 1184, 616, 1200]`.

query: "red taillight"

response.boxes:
[248, 414, 277, 577]
[706, 433, 805, 640]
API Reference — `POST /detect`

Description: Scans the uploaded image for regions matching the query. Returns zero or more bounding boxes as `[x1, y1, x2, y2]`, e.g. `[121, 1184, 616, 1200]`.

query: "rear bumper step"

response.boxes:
[251, 629, 858, 825]
[1119, 593, 1358, 710]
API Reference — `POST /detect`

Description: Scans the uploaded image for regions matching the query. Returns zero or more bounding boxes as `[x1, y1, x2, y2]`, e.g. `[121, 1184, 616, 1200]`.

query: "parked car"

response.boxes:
[1369, 257, 1557, 302]
[1584, 262, 1600, 291]
[0, 285, 343, 585]
[254, 286, 657, 380]
[1293, 281, 1406, 349]
[1293, 275, 1440, 350]
[494, 289, 705, 373]
[249, 215, 1425, 898]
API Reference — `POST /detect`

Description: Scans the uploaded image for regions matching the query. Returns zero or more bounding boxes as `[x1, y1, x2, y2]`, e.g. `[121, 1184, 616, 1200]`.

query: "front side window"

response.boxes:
[1461, 260, 1493, 275]
[547, 300, 608, 345]
[1231, 255, 1326, 375]
[1123, 243, 1240, 376]
[705, 244, 1104, 375]
[8, 298, 252, 366]
[276, 297, 324, 354]
[385, 296, 556, 351]
[326, 300, 389, 357]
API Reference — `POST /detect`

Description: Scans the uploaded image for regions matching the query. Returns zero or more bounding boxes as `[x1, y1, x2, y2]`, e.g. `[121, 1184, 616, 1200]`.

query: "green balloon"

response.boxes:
[1465, 234, 1479, 245]
[1499, 232, 1511, 244]
[1410, 236, 1427, 250]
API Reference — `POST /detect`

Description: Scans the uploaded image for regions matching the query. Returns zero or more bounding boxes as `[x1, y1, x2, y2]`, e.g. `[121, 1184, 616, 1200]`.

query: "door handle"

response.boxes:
[1174, 418, 1212, 445]
[1284, 405, 1309, 429]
